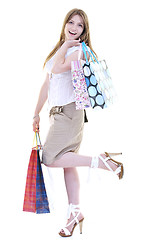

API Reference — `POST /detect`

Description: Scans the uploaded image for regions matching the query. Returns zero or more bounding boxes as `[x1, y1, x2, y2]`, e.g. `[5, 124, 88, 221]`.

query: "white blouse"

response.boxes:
[45, 46, 80, 109]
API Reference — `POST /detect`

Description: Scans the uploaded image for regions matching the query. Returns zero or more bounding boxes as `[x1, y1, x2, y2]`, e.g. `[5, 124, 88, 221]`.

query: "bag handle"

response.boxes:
[33, 131, 42, 150]
[82, 42, 99, 64]
[77, 42, 93, 63]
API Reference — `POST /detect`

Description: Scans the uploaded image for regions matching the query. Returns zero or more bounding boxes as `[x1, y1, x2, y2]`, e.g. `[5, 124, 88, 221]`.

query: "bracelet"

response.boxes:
[33, 114, 39, 119]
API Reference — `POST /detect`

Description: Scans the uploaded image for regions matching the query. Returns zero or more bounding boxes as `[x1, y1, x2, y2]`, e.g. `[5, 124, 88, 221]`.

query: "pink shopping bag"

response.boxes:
[71, 44, 91, 110]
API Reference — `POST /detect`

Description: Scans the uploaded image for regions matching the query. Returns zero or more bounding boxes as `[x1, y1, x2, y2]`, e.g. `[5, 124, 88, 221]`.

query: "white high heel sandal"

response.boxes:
[91, 152, 124, 180]
[59, 204, 84, 237]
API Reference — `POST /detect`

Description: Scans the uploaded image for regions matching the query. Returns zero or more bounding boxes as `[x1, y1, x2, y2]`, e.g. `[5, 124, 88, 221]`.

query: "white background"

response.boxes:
[0, 0, 154, 239]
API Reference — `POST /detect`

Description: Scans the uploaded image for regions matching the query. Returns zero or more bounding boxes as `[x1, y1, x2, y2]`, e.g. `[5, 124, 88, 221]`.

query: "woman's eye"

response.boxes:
[69, 21, 73, 24]
[79, 24, 83, 28]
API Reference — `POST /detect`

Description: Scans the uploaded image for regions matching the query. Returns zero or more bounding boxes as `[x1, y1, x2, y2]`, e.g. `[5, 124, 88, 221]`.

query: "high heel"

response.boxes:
[59, 204, 84, 237]
[91, 152, 124, 179]
[79, 219, 83, 234]
[106, 152, 122, 157]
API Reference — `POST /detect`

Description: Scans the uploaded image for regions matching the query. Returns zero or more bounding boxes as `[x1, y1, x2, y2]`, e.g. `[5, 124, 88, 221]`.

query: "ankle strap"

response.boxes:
[67, 203, 80, 219]
[91, 156, 99, 168]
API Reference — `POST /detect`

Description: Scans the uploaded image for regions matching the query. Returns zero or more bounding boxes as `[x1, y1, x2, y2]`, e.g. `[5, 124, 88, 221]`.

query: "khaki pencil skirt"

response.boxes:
[42, 102, 84, 166]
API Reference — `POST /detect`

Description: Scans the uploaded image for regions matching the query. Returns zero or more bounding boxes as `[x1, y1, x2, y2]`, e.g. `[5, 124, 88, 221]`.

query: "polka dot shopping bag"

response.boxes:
[82, 42, 117, 110]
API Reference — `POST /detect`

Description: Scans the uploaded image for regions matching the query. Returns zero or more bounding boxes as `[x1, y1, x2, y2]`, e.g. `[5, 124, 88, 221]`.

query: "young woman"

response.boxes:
[33, 8, 124, 237]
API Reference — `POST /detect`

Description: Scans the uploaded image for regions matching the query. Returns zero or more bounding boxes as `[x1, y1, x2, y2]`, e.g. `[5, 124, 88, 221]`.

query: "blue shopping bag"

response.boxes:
[23, 132, 50, 214]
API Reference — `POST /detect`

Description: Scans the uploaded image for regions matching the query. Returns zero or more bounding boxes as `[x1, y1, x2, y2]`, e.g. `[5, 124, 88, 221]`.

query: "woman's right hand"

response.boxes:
[33, 115, 40, 132]
[63, 39, 81, 49]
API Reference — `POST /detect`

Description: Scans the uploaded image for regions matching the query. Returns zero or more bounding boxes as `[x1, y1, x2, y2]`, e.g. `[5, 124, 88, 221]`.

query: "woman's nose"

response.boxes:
[71, 25, 77, 32]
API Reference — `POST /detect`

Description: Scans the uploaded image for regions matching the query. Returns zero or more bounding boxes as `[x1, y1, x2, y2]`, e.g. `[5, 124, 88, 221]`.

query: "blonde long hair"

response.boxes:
[43, 8, 96, 68]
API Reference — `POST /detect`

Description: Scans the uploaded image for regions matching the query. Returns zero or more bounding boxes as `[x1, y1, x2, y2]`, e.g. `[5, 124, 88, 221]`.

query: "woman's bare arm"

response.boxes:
[33, 73, 49, 131]
[51, 40, 80, 74]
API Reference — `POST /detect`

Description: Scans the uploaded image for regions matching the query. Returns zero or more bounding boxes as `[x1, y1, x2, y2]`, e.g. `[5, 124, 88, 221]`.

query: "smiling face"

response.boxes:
[64, 14, 84, 41]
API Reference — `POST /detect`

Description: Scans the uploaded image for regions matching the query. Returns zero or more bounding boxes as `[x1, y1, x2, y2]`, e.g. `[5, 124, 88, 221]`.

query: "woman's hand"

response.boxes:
[63, 39, 81, 49]
[33, 115, 40, 132]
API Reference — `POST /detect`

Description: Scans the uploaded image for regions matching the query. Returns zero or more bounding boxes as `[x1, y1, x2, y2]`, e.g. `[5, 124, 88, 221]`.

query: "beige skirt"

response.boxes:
[42, 102, 84, 166]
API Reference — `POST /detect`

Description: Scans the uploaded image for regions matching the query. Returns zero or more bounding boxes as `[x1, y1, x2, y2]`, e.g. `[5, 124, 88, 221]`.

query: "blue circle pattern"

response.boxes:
[88, 86, 97, 97]
[83, 63, 105, 109]
[85, 77, 90, 87]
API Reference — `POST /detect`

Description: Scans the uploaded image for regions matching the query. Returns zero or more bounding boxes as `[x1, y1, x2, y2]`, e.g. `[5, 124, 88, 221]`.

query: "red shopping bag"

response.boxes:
[23, 132, 50, 214]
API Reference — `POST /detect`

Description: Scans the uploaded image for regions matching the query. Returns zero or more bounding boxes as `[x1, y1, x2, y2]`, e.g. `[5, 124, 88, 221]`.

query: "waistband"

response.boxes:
[49, 106, 63, 117]
[49, 103, 88, 123]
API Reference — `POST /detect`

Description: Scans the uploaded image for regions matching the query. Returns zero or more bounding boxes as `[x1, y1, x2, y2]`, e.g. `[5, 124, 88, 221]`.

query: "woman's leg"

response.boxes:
[64, 168, 80, 205]
[52, 153, 122, 235]
[52, 152, 91, 168]
[60, 167, 84, 234]
[50, 152, 118, 171]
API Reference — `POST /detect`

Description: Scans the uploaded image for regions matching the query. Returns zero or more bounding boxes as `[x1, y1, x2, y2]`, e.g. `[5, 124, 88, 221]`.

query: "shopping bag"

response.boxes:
[82, 42, 117, 109]
[71, 45, 91, 110]
[23, 132, 50, 214]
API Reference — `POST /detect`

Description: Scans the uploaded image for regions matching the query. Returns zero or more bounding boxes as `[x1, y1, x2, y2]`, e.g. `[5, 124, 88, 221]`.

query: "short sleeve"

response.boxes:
[44, 45, 55, 74]
[65, 46, 80, 58]
[45, 57, 53, 74]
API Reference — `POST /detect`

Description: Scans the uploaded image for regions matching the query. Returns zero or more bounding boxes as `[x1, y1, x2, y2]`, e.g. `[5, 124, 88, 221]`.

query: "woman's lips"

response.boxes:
[69, 31, 77, 35]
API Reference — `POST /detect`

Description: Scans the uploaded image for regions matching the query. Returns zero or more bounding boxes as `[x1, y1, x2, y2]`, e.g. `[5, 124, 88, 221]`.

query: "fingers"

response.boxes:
[66, 39, 80, 48]
[36, 124, 40, 132]
[33, 125, 39, 132]
[33, 114, 40, 132]
[33, 120, 40, 132]
[73, 39, 81, 46]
